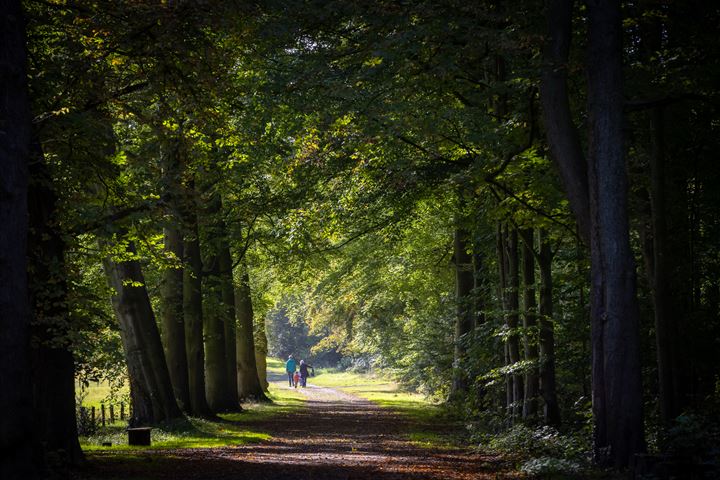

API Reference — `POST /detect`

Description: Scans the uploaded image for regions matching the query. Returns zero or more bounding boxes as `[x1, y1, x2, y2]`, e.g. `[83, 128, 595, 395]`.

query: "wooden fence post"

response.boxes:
[101, 404, 106, 427]
[110, 404, 115, 424]
[91, 406, 96, 426]
[120, 402, 125, 420]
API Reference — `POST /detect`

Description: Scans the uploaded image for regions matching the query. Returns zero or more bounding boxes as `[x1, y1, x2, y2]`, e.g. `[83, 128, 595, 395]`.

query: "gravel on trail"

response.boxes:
[76, 374, 518, 480]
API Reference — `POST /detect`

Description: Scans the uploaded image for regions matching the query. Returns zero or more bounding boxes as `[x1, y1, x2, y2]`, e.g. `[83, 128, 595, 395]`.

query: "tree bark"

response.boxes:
[0, 2, 37, 476]
[103, 241, 182, 425]
[159, 141, 191, 412]
[521, 229, 539, 418]
[183, 198, 213, 416]
[497, 224, 513, 415]
[201, 191, 237, 411]
[505, 227, 523, 420]
[254, 312, 270, 391]
[160, 226, 191, 412]
[538, 230, 561, 426]
[203, 243, 236, 411]
[586, 0, 645, 466]
[540, 0, 591, 244]
[451, 227, 475, 397]
[236, 266, 269, 401]
[542, 0, 645, 465]
[219, 241, 238, 400]
[28, 139, 82, 467]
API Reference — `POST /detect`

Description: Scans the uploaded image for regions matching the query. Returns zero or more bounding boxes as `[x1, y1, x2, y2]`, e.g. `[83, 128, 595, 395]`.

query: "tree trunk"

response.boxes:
[521, 229, 539, 419]
[203, 253, 235, 411]
[28, 139, 82, 467]
[219, 241, 238, 400]
[497, 224, 512, 415]
[202, 192, 237, 412]
[586, 0, 645, 466]
[183, 201, 213, 416]
[160, 226, 191, 412]
[103, 241, 182, 425]
[0, 2, 37, 475]
[236, 266, 269, 401]
[159, 140, 190, 412]
[648, 107, 684, 424]
[542, 0, 645, 465]
[538, 230, 561, 426]
[254, 312, 270, 391]
[451, 227, 475, 397]
[539, 0, 590, 244]
[505, 227, 523, 420]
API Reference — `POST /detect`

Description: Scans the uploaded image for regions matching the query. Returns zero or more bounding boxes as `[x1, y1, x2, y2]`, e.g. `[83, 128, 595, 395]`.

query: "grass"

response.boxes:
[311, 369, 438, 418]
[79, 358, 305, 452]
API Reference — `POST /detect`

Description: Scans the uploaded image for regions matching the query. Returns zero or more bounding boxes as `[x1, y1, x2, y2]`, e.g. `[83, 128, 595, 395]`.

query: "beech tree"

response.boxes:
[0, 1, 36, 477]
[541, 0, 644, 466]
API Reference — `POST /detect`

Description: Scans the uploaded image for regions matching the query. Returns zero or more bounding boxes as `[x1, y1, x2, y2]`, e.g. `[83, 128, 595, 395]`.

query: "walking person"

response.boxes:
[299, 360, 314, 388]
[285, 354, 297, 387]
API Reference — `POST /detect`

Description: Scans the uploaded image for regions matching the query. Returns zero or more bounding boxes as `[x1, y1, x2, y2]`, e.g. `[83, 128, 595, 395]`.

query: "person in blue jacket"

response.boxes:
[285, 355, 297, 387]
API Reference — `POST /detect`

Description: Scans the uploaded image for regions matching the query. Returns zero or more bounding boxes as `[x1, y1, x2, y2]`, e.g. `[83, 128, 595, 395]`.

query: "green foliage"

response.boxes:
[482, 425, 590, 477]
[661, 413, 720, 461]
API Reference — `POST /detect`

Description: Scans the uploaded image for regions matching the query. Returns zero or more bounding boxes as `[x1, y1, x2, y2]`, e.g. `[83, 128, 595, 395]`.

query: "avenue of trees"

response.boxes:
[1, 0, 719, 477]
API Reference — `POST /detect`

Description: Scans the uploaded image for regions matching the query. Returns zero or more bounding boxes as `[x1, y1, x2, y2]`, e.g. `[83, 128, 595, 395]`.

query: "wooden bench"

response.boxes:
[127, 427, 152, 446]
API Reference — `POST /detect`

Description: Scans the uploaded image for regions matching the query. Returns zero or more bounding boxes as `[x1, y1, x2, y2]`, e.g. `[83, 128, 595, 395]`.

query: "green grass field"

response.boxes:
[79, 358, 305, 450]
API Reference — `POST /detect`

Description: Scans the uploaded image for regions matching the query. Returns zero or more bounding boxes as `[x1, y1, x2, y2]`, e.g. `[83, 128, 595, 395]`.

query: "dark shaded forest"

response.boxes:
[1, 0, 719, 478]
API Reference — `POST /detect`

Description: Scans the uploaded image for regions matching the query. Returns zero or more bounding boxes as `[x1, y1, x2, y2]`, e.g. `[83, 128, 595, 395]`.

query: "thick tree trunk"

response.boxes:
[219, 242, 238, 400]
[183, 204, 213, 416]
[451, 227, 475, 397]
[202, 193, 237, 412]
[538, 231, 561, 426]
[542, 0, 644, 465]
[160, 226, 191, 412]
[521, 229, 539, 418]
[203, 256, 235, 411]
[587, 0, 645, 466]
[0, 2, 37, 476]
[159, 141, 191, 412]
[539, 0, 590, 244]
[28, 140, 82, 467]
[236, 266, 269, 401]
[103, 241, 182, 425]
[202, 263, 229, 411]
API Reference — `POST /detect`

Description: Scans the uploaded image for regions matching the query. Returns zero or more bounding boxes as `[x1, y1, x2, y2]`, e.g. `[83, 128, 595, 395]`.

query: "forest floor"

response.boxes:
[72, 367, 521, 480]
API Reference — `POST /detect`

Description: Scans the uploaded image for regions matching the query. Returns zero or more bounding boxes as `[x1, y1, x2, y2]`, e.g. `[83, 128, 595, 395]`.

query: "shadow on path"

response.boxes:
[75, 374, 516, 479]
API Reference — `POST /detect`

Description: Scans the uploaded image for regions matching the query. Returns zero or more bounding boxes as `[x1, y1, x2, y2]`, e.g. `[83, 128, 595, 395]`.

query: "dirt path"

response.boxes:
[79, 374, 516, 479]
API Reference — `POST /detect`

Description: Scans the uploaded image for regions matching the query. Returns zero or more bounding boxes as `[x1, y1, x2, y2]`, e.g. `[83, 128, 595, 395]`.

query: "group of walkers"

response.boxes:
[285, 355, 314, 388]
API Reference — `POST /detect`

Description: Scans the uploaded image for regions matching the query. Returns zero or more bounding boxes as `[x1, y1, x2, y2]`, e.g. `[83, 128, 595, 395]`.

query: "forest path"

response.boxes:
[80, 373, 515, 480]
